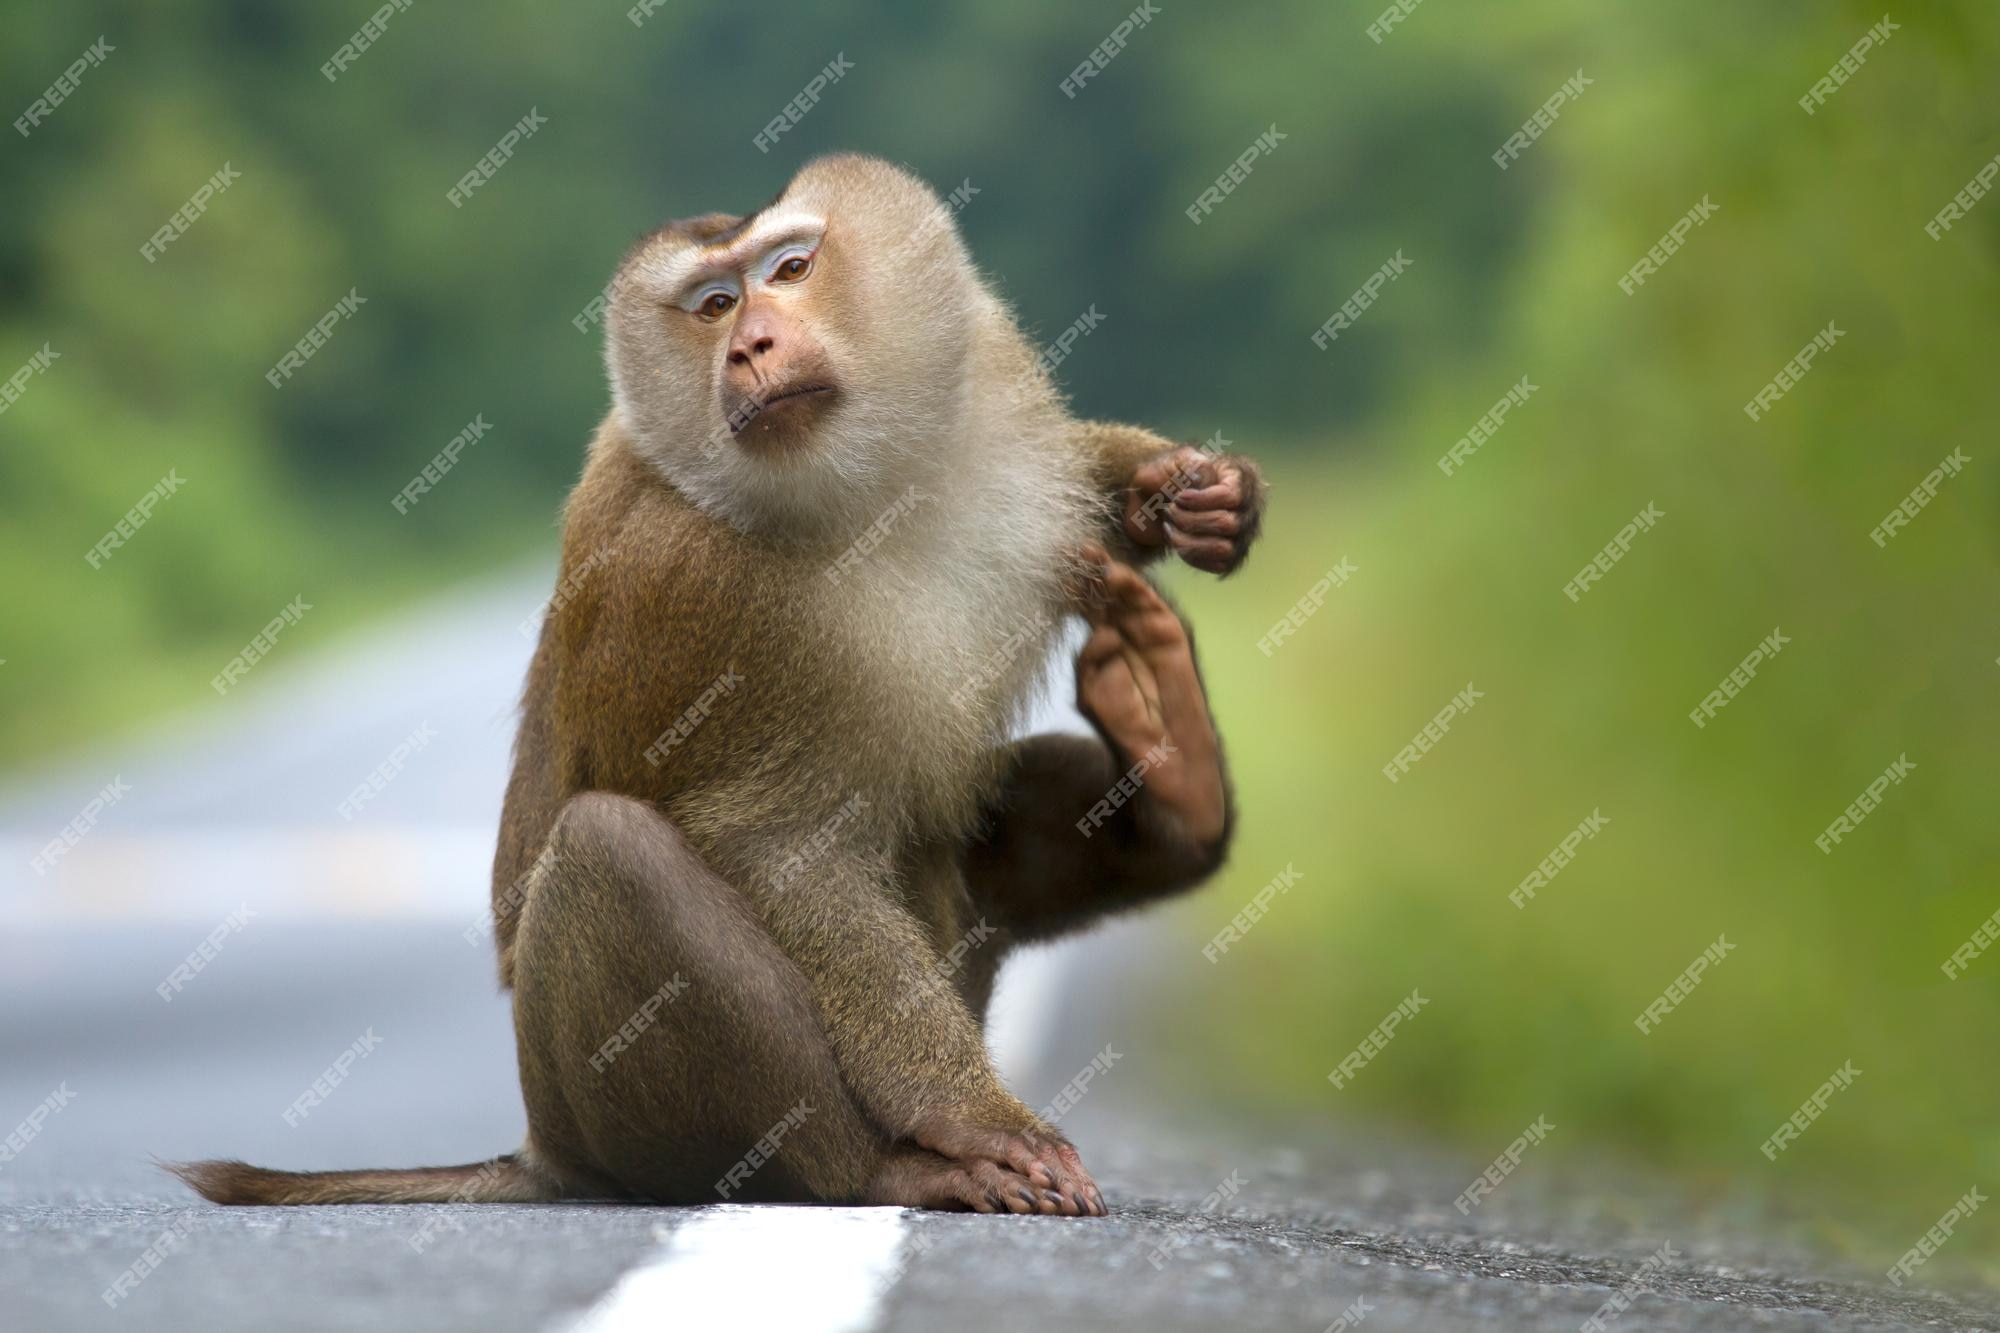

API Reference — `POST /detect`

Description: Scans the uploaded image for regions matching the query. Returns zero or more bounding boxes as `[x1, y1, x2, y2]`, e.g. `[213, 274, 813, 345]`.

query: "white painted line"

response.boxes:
[562, 1205, 912, 1333]
[0, 829, 497, 922]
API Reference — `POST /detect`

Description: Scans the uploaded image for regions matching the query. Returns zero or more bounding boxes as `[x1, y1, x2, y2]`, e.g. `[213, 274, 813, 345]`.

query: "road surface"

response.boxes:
[3, 572, 1995, 1331]
[6, 921, 2000, 1332]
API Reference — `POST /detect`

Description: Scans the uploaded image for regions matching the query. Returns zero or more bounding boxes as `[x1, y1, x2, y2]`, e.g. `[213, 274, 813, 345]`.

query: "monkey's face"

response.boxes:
[606, 155, 982, 542]
[671, 214, 841, 452]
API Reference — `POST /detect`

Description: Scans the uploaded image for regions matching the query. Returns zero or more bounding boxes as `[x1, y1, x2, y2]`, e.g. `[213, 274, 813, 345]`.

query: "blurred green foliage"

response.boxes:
[3, 0, 1995, 1279]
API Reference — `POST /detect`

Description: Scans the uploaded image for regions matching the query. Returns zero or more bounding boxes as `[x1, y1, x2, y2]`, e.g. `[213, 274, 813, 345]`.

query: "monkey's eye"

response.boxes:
[767, 249, 815, 284]
[692, 289, 737, 321]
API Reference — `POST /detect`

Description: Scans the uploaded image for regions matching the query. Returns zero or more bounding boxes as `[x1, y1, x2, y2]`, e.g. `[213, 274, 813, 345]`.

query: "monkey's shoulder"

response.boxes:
[545, 453, 846, 794]
[557, 457, 810, 658]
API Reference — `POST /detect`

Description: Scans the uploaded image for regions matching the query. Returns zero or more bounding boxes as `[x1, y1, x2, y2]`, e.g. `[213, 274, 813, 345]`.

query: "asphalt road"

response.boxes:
[4, 571, 1997, 1332]
[5, 921, 1999, 1333]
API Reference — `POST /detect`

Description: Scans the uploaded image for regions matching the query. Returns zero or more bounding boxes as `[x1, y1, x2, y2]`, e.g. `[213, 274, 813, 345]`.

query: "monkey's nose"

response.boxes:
[727, 309, 783, 366]
[726, 333, 775, 366]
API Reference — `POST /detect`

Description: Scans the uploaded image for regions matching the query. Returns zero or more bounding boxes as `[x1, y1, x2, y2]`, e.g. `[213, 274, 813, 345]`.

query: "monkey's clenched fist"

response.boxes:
[1123, 446, 1267, 575]
[170, 154, 1251, 1218]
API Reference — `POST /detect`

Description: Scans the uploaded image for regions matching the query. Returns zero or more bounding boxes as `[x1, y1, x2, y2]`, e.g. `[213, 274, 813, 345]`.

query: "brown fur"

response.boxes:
[164, 1155, 552, 1206]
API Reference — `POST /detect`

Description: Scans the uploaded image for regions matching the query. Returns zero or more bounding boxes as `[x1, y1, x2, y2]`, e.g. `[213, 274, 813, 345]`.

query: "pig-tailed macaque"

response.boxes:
[173, 154, 1265, 1215]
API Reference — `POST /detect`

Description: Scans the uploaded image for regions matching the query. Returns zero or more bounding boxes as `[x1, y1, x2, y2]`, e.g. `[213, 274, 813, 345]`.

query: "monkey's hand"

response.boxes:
[1074, 547, 1227, 848]
[1121, 446, 1266, 577]
[908, 1116, 1103, 1217]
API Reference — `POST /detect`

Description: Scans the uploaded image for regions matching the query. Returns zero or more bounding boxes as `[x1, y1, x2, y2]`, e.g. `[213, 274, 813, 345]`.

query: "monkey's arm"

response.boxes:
[964, 554, 1232, 941]
[743, 848, 1102, 1211]
[1074, 421, 1266, 576]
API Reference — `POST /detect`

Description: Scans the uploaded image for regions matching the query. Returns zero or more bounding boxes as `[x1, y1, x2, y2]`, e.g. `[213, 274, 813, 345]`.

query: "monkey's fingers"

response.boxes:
[868, 1148, 1064, 1215]
[1123, 448, 1217, 544]
[956, 1126, 1102, 1217]
[1164, 503, 1244, 538]
[1159, 456, 1263, 575]
[1016, 1130, 1104, 1218]
[1168, 478, 1242, 511]
[1042, 1137, 1107, 1217]
[1164, 521, 1242, 575]
[967, 1159, 1043, 1215]
[918, 1122, 1047, 1187]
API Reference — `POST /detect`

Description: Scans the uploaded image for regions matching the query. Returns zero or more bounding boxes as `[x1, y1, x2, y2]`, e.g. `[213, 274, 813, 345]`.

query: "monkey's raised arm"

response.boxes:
[1074, 421, 1267, 576]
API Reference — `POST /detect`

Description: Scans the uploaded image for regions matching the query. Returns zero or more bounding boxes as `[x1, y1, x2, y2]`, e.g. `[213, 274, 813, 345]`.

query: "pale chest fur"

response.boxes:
[803, 468, 1092, 846]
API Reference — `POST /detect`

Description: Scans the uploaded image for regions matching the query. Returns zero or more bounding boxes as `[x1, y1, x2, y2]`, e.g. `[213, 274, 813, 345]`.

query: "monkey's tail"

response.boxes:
[163, 1152, 566, 1206]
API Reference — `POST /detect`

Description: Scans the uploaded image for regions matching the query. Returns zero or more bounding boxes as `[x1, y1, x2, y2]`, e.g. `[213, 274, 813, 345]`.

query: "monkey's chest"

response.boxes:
[828, 576, 1065, 837]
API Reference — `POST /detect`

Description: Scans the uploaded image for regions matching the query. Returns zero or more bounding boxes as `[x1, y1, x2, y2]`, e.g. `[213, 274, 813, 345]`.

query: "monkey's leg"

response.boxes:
[512, 793, 1070, 1213]
[963, 735, 1227, 944]
[965, 556, 1232, 944]
[513, 792, 883, 1203]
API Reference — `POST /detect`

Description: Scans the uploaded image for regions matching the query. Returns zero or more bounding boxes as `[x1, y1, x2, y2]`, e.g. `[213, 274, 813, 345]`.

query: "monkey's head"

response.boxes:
[606, 154, 985, 542]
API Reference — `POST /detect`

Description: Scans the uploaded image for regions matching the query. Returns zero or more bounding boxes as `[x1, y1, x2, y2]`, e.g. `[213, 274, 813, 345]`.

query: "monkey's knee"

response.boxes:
[526, 792, 703, 927]
[512, 792, 882, 1202]
[513, 791, 759, 1086]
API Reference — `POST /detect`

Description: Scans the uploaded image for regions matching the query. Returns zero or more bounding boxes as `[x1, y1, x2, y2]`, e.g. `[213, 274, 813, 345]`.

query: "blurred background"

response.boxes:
[3, 0, 1997, 1302]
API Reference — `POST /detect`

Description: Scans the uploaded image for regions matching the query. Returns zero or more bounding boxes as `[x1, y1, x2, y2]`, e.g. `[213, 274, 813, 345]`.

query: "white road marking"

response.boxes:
[562, 1205, 913, 1333]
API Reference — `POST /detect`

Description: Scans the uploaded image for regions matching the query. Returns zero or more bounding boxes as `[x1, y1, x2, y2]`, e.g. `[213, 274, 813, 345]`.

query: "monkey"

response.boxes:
[170, 153, 1265, 1217]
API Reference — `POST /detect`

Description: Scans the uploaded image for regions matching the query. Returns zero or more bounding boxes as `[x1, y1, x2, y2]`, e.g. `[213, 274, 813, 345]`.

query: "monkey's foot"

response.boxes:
[865, 1146, 1091, 1216]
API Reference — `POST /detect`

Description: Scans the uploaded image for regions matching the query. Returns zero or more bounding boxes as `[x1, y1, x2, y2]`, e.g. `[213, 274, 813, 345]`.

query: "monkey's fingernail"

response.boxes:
[1043, 1190, 1063, 1210]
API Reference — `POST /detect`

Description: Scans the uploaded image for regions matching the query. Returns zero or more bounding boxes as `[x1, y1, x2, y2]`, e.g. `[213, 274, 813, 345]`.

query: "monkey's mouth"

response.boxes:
[763, 383, 833, 406]
[729, 383, 835, 437]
